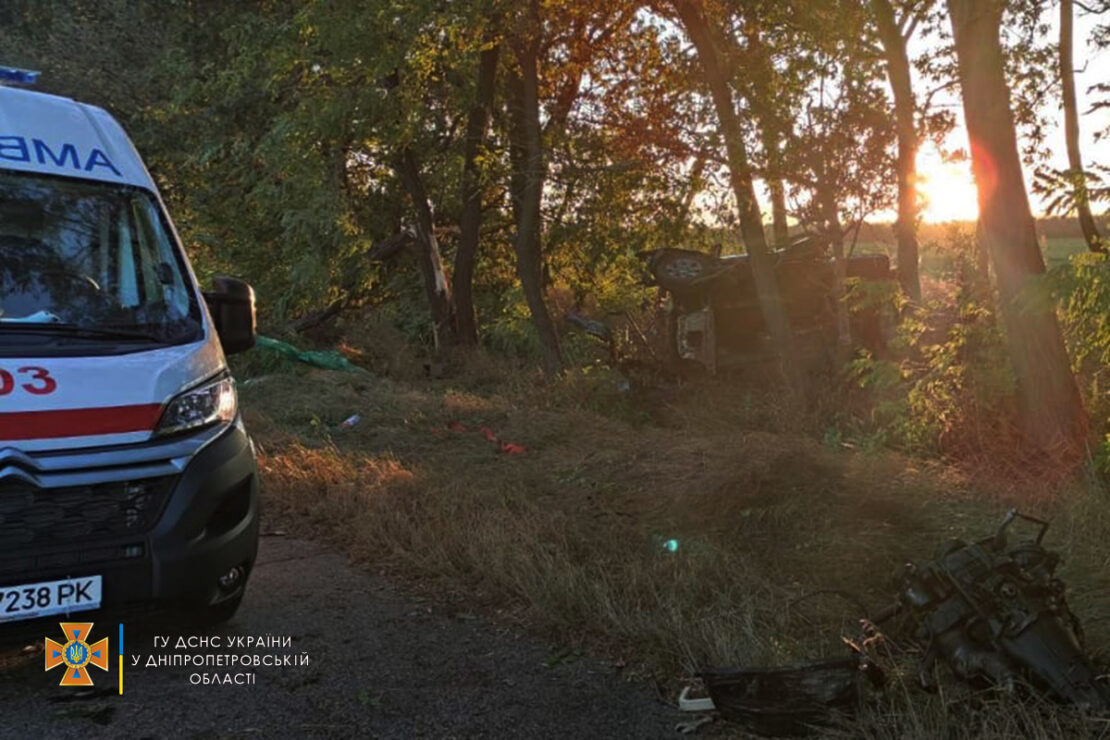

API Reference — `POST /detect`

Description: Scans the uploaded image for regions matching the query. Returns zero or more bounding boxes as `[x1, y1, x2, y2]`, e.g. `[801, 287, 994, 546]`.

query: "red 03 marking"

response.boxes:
[0, 366, 58, 396]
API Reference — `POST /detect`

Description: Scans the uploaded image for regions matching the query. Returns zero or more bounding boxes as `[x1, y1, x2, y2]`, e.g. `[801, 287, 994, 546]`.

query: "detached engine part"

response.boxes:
[896, 509, 1109, 709]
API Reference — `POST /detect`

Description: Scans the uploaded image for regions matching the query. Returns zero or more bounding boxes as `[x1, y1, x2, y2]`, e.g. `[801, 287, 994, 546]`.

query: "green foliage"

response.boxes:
[480, 285, 546, 360]
[1051, 252, 1110, 373]
[3, 0, 1100, 471]
[1050, 251, 1110, 464]
[1095, 435, 1110, 479]
[228, 344, 307, 383]
[1033, 165, 1110, 229]
[846, 231, 1016, 456]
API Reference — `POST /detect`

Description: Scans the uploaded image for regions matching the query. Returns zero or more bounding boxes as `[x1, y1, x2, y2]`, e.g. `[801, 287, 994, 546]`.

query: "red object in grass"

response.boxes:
[444, 420, 527, 454]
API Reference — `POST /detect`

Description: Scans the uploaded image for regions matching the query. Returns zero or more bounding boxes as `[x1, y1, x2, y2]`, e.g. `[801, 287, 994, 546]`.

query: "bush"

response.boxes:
[845, 230, 1017, 457]
[1051, 251, 1110, 475]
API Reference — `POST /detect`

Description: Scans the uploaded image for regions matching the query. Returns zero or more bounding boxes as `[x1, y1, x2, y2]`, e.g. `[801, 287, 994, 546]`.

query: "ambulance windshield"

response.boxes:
[0, 172, 202, 344]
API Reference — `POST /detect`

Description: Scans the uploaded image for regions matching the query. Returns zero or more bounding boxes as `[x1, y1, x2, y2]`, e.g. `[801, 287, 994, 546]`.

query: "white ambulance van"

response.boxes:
[0, 68, 259, 628]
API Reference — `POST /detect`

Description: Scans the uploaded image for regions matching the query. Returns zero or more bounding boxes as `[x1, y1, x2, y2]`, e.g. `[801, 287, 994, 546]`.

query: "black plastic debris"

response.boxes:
[699, 656, 872, 736]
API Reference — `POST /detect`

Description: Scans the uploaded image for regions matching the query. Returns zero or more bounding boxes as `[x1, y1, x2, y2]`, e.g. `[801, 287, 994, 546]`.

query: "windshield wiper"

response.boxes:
[0, 320, 166, 343]
[0, 309, 61, 324]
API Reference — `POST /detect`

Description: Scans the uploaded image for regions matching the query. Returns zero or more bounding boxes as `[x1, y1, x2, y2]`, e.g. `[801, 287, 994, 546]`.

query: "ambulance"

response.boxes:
[0, 68, 259, 628]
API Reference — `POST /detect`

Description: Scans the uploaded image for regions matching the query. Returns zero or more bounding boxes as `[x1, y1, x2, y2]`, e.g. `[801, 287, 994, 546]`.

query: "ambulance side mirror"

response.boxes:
[204, 276, 257, 355]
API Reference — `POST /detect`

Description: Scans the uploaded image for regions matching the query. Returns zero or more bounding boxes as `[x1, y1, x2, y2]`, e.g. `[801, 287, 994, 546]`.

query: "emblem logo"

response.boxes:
[44, 622, 109, 686]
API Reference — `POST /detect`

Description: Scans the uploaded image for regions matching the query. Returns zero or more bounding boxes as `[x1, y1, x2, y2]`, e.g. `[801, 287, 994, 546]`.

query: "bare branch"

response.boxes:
[898, 0, 934, 41]
[1072, 0, 1110, 14]
[921, 78, 960, 110]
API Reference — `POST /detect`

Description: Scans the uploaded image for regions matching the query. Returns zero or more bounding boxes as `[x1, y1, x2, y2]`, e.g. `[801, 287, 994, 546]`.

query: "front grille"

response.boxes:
[0, 476, 176, 552]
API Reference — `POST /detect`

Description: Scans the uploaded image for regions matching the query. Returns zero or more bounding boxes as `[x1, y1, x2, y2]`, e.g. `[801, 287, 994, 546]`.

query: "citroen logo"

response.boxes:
[0, 447, 41, 486]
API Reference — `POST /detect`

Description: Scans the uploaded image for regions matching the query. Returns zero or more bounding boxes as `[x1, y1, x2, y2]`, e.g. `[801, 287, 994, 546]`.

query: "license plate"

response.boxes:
[0, 576, 102, 624]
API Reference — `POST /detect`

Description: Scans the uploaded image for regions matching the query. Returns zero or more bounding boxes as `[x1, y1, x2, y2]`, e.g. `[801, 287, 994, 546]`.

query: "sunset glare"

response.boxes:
[917, 148, 980, 223]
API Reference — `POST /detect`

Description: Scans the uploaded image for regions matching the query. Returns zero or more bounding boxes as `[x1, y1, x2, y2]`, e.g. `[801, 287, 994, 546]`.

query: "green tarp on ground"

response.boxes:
[255, 335, 369, 374]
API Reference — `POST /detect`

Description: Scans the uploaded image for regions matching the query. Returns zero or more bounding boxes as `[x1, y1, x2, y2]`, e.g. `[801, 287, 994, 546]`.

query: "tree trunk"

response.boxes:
[765, 129, 790, 248]
[672, 0, 803, 391]
[509, 22, 564, 375]
[398, 147, 456, 353]
[1060, 0, 1104, 253]
[677, 150, 708, 227]
[455, 42, 500, 345]
[947, 0, 1087, 455]
[871, 0, 922, 302]
[743, 20, 790, 248]
[822, 191, 851, 362]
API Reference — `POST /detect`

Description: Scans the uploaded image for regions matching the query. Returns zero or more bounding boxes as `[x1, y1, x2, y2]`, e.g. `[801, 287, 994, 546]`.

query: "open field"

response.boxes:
[239, 341, 1110, 738]
[852, 235, 1088, 270]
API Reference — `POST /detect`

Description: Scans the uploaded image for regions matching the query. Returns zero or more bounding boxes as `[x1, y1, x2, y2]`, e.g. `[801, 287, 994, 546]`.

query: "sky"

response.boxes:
[736, 5, 1110, 227]
[907, 5, 1109, 223]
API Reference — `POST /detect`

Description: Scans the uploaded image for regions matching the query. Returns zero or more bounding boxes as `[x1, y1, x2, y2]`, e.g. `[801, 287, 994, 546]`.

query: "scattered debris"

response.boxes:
[565, 311, 613, 342]
[699, 656, 877, 736]
[685, 510, 1109, 736]
[676, 685, 715, 713]
[339, 414, 361, 429]
[675, 715, 714, 734]
[444, 421, 527, 454]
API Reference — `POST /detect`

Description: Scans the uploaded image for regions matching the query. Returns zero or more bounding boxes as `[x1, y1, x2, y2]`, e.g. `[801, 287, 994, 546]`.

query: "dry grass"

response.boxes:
[241, 352, 1110, 738]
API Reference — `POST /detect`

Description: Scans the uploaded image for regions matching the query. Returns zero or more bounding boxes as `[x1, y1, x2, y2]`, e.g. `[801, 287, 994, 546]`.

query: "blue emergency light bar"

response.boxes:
[0, 66, 41, 85]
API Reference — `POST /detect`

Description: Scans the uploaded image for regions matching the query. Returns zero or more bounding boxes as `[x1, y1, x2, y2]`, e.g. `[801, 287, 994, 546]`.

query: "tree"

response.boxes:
[946, 0, 1087, 454]
[1059, 0, 1104, 253]
[670, 0, 804, 391]
[738, 15, 791, 247]
[501, 0, 642, 374]
[506, 0, 564, 374]
[870, 0, 925, 301]
[398, 147, 457, 352]
[455, 40, 500, 344]
[783, 69, 897, 358]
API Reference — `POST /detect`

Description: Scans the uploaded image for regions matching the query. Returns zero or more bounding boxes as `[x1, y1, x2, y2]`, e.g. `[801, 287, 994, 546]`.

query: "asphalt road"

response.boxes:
[0, 536, 678, 739]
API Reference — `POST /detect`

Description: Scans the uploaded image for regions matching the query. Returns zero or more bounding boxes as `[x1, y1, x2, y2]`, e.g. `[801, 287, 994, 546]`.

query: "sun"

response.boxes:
[917, 148, 980, 223]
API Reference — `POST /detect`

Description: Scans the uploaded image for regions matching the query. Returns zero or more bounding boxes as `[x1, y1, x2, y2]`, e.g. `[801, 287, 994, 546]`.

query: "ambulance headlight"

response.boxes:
[155, 376, 237, 436]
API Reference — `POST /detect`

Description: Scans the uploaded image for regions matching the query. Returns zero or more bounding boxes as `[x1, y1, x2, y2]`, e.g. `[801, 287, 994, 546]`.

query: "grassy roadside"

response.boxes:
[240, 346, 1110, 737]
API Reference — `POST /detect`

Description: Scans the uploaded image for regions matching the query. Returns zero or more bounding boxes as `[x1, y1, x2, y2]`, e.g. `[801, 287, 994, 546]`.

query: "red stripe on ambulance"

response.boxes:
[0, 404, 162, 440]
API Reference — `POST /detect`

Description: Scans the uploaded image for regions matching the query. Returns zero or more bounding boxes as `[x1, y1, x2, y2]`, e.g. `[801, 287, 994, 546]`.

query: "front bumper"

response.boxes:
[0, 419, 259, 633]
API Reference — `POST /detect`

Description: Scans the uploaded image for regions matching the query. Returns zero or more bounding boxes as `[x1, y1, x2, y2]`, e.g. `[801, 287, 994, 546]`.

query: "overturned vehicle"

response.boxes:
[640, 238, 896, 375]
